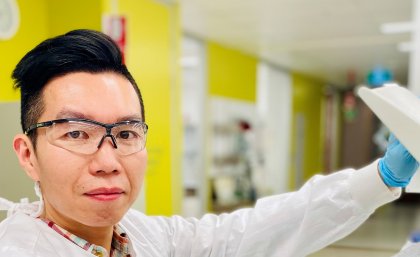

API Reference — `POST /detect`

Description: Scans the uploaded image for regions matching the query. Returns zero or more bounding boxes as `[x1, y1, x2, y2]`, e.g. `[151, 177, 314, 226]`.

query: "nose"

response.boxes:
[89, 137, 122, 175]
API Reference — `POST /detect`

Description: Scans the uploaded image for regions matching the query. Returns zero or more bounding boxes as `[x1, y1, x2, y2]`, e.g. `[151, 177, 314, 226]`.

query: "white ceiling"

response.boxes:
[180, 0, 413, 86]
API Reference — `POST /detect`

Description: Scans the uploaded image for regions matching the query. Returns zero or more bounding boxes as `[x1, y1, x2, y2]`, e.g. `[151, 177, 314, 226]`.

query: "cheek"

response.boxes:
[36, 143, 87, 192]
[125, 151, 147, 195]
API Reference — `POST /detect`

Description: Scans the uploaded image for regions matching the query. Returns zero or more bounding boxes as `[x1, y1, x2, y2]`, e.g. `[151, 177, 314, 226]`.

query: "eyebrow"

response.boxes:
[56, 109, 143, 122]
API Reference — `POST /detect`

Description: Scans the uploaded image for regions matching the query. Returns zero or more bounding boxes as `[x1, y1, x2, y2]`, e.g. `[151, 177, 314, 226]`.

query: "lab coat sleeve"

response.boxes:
[125, 160, 400, 257]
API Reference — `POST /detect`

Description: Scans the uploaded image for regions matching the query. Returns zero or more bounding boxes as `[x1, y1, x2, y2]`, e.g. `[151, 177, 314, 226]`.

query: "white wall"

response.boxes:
[180, 36, 207, 217]
[256, 62, 292, 195]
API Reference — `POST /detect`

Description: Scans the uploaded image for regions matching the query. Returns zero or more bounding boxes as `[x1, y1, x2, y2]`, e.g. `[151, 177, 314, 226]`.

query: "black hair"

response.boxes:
[12, 29, 145, 146]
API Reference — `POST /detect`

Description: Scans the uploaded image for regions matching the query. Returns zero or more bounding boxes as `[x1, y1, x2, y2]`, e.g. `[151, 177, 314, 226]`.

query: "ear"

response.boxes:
[13, 134, 40, 181]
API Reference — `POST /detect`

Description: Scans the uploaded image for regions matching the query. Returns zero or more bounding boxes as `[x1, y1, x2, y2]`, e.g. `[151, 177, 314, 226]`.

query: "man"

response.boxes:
[0, 29, 417, 257]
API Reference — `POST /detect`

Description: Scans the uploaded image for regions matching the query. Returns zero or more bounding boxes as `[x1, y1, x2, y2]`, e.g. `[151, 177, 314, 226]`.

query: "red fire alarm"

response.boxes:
[102, 15, 127, 63]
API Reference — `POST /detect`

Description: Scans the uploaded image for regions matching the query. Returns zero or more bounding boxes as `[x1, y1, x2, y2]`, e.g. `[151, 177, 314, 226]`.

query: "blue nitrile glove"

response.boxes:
[378, 134, 419, 187]
[410, 231, 420, 243]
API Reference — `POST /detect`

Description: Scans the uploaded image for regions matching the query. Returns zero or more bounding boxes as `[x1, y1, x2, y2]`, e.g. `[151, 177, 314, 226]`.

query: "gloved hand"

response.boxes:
[378, 134, 419, 187]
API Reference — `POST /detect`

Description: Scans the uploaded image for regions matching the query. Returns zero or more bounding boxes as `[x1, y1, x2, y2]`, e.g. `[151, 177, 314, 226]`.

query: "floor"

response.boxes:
[310, 202, 420, 257]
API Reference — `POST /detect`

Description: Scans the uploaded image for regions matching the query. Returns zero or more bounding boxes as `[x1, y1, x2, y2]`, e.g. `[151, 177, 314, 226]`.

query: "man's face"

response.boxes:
[20, 72, 147, 228]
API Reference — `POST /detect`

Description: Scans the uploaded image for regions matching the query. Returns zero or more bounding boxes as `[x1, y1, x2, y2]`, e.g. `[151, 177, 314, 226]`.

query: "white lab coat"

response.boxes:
[0, 161, 400, 257]
[393, 241, 420, 256]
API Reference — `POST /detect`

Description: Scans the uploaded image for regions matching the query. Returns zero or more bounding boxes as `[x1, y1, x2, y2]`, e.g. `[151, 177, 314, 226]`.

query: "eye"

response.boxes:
[117, 131, 138, 140]
[66, 131, 88, 139]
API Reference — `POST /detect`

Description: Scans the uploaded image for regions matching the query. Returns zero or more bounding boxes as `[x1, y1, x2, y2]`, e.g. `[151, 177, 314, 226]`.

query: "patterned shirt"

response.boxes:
[40, 218, 132, 257]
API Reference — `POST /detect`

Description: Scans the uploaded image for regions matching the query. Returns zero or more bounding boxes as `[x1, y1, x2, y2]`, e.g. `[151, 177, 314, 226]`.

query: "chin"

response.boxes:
[82, 209, 127, 227]
[85, 215, 123, 228]
[77, 199, 133, 227]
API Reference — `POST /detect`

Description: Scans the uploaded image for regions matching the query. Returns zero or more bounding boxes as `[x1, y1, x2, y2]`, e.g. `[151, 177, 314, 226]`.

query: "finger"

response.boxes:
[388, 133, 398, 145]
[387, 133, 399, 150]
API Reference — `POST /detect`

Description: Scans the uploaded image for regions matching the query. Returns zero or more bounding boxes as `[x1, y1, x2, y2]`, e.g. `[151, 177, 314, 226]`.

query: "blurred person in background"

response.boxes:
[0, 29, 417, 257]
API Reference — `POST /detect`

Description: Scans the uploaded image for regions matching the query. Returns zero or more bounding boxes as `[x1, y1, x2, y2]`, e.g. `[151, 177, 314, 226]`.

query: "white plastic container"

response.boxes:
[358, 85, 420, 192]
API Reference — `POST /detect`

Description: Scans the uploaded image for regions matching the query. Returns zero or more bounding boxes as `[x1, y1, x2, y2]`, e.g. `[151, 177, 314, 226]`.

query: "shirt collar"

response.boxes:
[40, 218, 133, 257]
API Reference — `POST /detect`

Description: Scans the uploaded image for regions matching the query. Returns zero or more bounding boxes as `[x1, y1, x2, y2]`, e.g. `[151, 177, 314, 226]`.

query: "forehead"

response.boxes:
[40, 72, 142, 122]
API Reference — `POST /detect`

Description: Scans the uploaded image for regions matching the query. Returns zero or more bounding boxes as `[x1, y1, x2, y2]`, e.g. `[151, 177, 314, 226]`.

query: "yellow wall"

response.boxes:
[289, 73, 325, 189]
[0, 0, 49, 101]
[47, 0, 102, 37]
[0, 0, 103, 102]
[207, 42, 257, 101]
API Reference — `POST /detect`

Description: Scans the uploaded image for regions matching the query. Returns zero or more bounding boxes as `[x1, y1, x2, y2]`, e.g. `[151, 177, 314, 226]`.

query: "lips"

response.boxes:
[84, 187, 124, 201]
